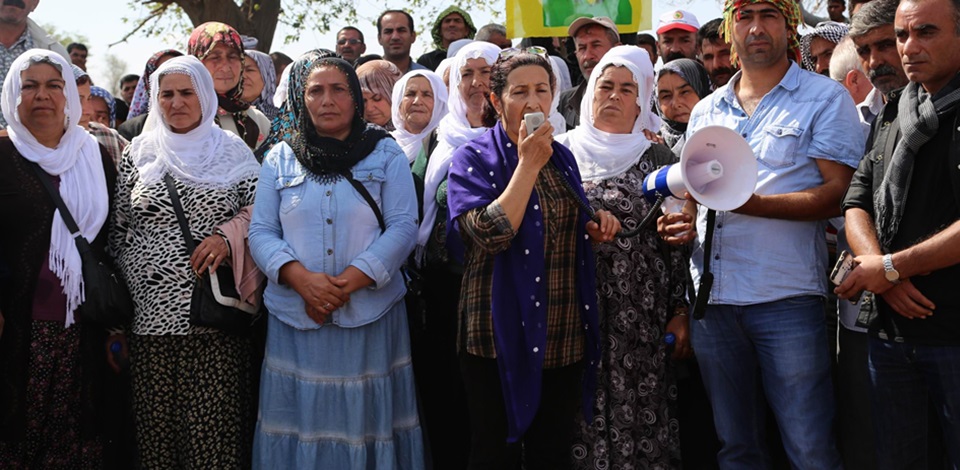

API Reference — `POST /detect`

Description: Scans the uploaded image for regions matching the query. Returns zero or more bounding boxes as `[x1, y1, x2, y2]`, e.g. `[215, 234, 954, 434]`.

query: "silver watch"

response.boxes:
[883, 254, 901, 284]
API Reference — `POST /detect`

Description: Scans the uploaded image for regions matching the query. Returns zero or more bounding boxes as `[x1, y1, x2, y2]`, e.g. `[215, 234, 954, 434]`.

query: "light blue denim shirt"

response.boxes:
[249, 138, 418, 329]
[687, 61, 866, 306]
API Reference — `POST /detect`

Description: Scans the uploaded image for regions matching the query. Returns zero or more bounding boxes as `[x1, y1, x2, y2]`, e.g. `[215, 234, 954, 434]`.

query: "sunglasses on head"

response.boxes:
[498, 46, 549, 61]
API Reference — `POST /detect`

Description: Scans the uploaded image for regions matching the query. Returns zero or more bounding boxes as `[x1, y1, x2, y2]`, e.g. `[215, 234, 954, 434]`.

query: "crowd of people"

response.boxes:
[0, 0, 959, 468]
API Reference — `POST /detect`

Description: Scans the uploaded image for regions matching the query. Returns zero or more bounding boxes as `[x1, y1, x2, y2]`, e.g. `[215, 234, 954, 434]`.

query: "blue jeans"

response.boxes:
[692, 296, 841, 469]
[869, 337, 960, 469]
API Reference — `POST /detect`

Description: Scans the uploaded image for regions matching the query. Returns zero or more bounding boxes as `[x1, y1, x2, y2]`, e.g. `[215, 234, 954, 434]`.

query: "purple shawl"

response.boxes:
[447, 122, 601, 442]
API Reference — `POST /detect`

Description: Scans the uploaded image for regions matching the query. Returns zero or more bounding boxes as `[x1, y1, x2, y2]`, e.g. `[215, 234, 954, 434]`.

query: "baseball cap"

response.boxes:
[568, 16, 620, 40]
[656, 10, 700, 35]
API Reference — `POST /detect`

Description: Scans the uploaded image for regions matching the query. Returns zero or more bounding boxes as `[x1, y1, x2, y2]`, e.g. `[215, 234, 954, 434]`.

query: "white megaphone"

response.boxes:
[642, 125, 757, 211]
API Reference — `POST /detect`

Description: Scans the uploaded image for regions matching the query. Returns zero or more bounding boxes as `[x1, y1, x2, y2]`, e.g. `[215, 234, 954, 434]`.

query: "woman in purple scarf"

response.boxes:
[446, 48, 620, 469]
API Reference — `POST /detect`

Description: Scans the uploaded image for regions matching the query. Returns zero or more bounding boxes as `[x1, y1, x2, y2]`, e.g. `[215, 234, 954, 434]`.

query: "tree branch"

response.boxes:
[109, 2, 172, 47]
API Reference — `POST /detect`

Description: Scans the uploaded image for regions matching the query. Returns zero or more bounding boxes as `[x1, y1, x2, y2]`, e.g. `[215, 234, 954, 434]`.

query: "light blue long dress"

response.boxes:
[249, 138, 424, 469]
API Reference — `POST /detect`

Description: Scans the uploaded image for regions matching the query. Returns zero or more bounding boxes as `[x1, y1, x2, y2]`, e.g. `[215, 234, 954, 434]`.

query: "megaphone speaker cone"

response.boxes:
[680, 125, 757, 211]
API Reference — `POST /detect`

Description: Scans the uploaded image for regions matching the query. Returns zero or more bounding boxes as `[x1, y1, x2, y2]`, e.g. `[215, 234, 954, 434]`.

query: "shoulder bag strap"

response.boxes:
[691, 209, 716, 320]
[163, 174, 197, 255]
[27, 161, 93, 255]
[340, 170, 386, 234]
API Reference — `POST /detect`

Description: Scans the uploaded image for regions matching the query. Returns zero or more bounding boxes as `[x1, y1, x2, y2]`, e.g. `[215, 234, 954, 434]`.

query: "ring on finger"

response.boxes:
[207, 253, 215, 258]
[323, 302, 333, 310]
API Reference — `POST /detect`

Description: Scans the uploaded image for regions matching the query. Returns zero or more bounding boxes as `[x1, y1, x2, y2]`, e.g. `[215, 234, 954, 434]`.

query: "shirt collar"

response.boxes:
[720, 61, 802, 108]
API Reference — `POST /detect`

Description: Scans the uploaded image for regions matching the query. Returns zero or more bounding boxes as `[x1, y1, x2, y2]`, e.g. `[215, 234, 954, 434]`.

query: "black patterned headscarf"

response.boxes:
[800, 21, 849, 72]
[259, 49, 389, 179]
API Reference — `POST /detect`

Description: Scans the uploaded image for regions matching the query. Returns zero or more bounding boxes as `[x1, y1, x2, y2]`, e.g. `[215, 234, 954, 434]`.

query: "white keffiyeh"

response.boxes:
[1, 49, 108, 327]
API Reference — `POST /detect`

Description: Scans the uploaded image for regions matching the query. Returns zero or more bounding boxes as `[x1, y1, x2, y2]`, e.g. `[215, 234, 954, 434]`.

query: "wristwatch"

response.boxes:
[883, 254, 901, 284]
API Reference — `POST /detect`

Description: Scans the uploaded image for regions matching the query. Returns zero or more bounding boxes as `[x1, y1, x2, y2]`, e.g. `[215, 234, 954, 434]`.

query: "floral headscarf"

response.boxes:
[188, 22, 263, 147]
[127, 49, 184, 119]
[721, 0, 803, 65]
[244, 49, 279, 120]
[89, 86, 117, 128]
[259, 49, 389, 179]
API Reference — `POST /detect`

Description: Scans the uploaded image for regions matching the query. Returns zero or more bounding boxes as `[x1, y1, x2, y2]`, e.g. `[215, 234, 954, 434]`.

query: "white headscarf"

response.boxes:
[1, 49, 108, 327]
[273, 63, 292, 108]
[557, 45, 656, 182]
[391, 70, 448, 164]
[130, 56, 260, 189]
[547, 57, 567, 136]
[420, 41, 500, 252]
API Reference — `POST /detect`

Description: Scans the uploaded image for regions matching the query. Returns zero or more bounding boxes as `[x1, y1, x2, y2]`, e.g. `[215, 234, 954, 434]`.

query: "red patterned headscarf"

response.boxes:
[188, 22, 249, 113]
[720, 0, 803, 66]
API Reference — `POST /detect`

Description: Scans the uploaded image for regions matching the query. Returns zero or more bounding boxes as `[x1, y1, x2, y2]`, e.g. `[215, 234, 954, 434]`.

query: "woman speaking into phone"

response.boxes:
[445, 47, 620, 469]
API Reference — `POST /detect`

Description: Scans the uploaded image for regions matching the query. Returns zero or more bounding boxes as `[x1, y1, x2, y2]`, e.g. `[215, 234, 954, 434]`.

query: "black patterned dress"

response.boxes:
[571, 145, 688, 470]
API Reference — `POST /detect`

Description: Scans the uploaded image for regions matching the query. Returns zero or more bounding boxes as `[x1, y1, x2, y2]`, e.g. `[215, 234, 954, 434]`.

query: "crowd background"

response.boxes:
[1, 0, 959, 468]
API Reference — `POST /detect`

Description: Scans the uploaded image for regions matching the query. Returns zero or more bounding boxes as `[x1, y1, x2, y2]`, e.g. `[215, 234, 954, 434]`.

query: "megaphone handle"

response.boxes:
[692, 209, 717, 320]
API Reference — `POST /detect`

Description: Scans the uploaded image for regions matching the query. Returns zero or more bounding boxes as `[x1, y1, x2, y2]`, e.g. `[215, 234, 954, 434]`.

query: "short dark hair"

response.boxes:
[338, 26, 365, 43]
[120, 74, 139, 86]
[829, 0, 845, 4]
[635, 33, 657, 48]
[377, 10, 414, 36]
[67, 43, 87, 53]
[270, 51, 294, 77]
[482, 53, 556, 127]
[698, 18, 724, 47]
[354, 54, 384, 68]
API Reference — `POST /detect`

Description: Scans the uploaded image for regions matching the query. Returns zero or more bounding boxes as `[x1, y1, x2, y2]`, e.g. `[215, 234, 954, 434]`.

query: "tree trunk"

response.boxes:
[167, 0, 282, 51]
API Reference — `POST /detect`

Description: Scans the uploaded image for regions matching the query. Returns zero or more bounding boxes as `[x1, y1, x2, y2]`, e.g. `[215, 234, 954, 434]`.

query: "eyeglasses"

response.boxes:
[337, 38, 363, 46]
[498, 46, 548, 61]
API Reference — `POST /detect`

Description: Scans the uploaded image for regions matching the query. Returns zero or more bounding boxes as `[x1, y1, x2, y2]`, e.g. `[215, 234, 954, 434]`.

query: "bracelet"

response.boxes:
[215, 230, 232, 257]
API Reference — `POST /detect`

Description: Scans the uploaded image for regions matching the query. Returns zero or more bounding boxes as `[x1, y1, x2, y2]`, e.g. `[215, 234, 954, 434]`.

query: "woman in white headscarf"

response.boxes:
[0, 49, 118, 467]
[110, 55, 261, 469]
[557, 45, 691, 470]
[391, 69, 448, 165]
[411, 40, 499, 468]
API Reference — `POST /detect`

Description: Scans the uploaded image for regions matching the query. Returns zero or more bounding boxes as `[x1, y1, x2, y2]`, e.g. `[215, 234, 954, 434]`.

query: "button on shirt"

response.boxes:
[0, 28, 33, 128]
[686, 62, 865, 305]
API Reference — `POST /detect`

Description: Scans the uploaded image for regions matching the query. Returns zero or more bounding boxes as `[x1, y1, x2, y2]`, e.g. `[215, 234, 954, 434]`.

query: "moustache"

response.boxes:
[664, 52, 687, 63]
[2, 0, 25, 7]
[869, 64, 898, 81]
[711, 66, 736, 79]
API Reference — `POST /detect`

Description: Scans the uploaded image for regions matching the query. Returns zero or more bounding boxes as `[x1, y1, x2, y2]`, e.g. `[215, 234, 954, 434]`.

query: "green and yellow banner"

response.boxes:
[506, 0, 651, 38]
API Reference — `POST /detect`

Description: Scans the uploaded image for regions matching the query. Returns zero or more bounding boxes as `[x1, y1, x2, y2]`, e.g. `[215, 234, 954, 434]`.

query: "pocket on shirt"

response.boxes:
[759, 125, 803, 170]
[276, 174, 307, 214]
[350, 168, 386, 208]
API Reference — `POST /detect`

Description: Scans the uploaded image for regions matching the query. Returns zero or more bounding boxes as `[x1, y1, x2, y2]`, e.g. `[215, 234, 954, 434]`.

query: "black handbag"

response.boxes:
[341, 170, 426, 328]
[29, 162, 134, 326]
[163, 175, 259, 335]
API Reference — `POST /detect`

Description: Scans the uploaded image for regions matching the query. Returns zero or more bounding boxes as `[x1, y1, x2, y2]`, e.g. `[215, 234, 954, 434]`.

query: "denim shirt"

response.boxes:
[687, 62, 865, 306]
[249, 138, 418, 329]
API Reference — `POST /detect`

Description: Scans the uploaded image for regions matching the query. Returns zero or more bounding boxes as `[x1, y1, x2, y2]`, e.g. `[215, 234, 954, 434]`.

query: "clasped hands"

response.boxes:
[834, 254, 935, 320]
[293, 271, 350, 325]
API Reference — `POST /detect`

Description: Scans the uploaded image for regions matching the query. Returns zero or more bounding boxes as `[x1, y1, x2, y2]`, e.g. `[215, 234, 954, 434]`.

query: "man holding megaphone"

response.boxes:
[657, 0, 865, 467]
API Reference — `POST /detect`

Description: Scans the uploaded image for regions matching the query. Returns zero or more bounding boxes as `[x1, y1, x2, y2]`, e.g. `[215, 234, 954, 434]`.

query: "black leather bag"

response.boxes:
[30, 162, 134, 326]
[164, 175, 259, 335]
